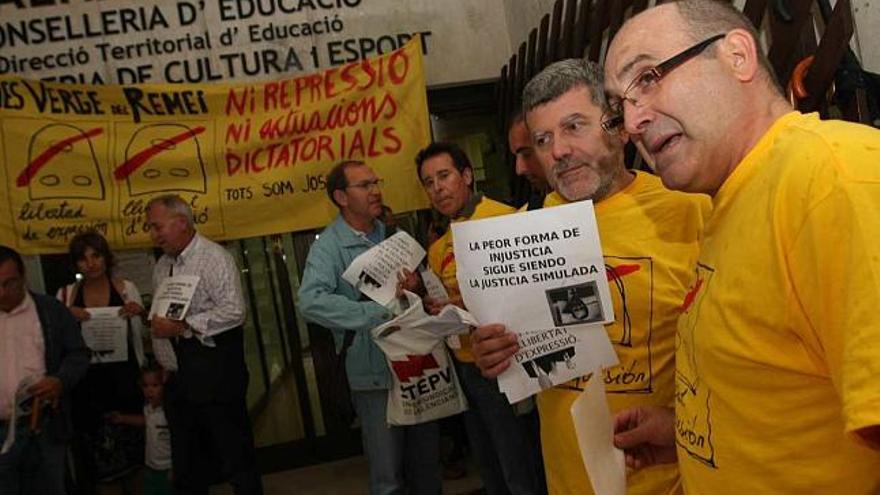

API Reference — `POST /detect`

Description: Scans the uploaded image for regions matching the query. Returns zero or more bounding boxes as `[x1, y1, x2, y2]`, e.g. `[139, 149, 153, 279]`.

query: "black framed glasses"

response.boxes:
[346, 178, 383, 191]
[601, 33, 727, 133]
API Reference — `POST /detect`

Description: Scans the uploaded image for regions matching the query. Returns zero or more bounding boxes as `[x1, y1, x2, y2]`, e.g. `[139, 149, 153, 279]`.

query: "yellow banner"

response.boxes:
[0, 38, 430, 254]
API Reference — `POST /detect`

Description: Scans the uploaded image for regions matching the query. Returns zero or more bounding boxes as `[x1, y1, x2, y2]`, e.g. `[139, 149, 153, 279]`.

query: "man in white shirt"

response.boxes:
[146, 194, 262, 495]
[0, 245, 88, 495]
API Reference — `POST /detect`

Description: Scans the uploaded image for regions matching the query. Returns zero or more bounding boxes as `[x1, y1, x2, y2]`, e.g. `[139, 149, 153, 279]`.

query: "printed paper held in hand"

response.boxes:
[451, 201, 618, 402]
[80, 307, 128, 364]
[420, 268, 463, 348]
[571, 375, 626, 495]
[342, 231, 426, 306]
[148, 275, 200, 320]
[148, 275, 197, 371]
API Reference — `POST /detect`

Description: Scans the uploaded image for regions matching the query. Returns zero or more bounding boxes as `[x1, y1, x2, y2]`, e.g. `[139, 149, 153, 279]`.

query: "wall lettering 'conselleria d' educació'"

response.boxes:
[0, 0, 512, 86]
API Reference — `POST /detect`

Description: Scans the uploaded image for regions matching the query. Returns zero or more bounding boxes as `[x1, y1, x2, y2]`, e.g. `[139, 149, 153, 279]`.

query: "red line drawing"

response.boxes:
[440, 252, 455, 274]
[16, 127, 104, 187]
[607, 263, 640, 281]
[681, 277, 704, 312]
[113, 126, 205, 181]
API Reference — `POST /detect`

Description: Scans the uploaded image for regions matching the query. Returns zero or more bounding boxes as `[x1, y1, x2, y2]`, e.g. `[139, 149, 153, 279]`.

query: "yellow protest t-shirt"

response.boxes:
[428, 195, 516, 362]
[677, 112, 880, 494]
[538, 171, 710, 495]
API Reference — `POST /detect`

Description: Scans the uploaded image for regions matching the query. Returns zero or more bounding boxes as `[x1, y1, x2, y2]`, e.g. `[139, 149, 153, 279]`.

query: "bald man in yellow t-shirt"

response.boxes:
[604, 2, 880, 493]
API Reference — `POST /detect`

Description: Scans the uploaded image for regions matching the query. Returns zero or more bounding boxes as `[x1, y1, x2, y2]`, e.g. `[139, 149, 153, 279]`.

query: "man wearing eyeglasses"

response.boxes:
[470, 58, 709, 495]
[0, 245, 88, 495]
[604, 1, 880, 494]
[298, 160, 441, 495]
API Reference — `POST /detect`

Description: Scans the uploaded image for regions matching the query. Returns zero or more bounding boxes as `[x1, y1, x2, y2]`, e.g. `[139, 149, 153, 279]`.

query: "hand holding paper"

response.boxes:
[28, 376, 62, 403]
[119, 300, 145, 319]
[151, 316, 186, 339]
[396, 268, 424, 298]
[69, 306, 91, 322]
[471, 324, 519, 378]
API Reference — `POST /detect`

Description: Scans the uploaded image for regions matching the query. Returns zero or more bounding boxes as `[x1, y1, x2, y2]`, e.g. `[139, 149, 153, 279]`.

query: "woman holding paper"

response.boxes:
[56, 230, 147, 494]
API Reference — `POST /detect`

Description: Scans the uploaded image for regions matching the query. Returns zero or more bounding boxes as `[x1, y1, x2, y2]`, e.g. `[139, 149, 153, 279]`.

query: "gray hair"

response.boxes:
[146, 194, 195, 227]
[522, 58, 608, 114]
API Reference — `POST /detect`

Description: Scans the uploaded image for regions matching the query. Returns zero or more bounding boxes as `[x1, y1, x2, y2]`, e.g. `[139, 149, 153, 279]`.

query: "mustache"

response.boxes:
[552, 158, 582, 176]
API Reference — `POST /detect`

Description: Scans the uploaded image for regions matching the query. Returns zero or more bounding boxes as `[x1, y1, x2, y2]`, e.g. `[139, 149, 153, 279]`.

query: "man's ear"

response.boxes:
[333, 188, 348, 208]
[463, 167, 474, 188]
[721, 28, 760, 83]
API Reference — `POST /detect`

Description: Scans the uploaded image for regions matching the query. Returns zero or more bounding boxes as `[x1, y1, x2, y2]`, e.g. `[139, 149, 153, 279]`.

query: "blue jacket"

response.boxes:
[297, 216, 394, 390]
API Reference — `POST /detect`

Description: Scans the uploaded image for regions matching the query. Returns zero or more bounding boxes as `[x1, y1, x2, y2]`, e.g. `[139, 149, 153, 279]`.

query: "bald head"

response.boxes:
[607, 1, 777, 92]
[675, 1, 779, 90]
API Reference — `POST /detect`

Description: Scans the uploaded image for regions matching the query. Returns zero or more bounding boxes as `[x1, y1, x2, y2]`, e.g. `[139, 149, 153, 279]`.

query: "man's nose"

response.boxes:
[623, 99, 653, 135]
[515, 157, 529, 177]
[550, 136, 571, 161]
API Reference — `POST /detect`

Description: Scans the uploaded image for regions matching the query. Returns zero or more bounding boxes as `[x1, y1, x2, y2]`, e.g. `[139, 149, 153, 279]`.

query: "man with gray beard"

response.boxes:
[470, 58, 709, 495]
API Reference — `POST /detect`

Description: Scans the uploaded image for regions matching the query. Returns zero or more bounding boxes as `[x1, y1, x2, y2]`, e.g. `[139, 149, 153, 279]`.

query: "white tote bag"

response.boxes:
[372, 291, 472, 425]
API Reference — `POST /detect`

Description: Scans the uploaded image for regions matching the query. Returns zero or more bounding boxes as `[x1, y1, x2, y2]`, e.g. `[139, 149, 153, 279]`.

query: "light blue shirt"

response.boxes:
[297, 216, 394, 390]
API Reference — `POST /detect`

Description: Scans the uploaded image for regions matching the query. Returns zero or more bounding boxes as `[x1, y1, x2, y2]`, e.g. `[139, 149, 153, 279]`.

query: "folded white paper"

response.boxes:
[571, 375, 626, 495]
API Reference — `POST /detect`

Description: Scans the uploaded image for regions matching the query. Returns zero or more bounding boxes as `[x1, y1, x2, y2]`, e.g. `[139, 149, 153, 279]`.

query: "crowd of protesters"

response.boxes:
[2, 1, 880, 494]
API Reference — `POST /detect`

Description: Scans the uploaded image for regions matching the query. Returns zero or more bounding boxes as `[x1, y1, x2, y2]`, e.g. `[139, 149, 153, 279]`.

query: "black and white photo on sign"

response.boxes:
[546, 282, 604, 326]
[165, 302, 186, 320]
[451, 201, 618, 402]
[520, 340, 577, 389]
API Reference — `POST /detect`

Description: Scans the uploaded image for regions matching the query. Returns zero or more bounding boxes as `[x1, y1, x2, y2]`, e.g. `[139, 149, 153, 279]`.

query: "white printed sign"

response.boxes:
[342, 230, 425, 307]
[452, 201, 618, 402]
[148, 275, 199, 320]
[80, 306, 129, 364]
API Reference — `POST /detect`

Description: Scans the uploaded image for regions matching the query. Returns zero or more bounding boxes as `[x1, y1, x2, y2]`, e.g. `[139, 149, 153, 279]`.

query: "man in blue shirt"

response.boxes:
[298, 160, 441, 495]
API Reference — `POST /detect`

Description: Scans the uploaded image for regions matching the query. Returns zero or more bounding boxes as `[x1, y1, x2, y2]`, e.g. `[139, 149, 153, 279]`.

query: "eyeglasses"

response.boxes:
[346, 179, 383, 192]
[601, 33, 726, 133]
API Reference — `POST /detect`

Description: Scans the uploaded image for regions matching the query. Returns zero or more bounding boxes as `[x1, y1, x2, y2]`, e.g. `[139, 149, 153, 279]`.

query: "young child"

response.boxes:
[110, 363, 172, 495]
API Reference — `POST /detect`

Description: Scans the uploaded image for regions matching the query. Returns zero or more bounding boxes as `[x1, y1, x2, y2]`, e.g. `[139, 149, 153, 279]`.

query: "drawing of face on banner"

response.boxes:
[113, 121, 225, 246]
[25, 123, 106, 201]
[121, 123, 208, 197]
[1, 117, 114, 250]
